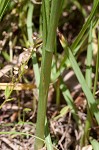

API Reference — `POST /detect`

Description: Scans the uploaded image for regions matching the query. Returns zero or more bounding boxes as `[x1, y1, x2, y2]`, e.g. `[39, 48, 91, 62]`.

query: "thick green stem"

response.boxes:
[34, 1, 64, 149]
[34, 52, 53, 149]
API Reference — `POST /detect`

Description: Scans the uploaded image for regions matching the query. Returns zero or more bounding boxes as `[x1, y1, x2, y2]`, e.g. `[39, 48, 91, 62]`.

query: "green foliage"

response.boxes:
[34, 1, 64, 149]
[5, 84, 13, 99]
[90, 139, 99, 150]
[0, 0, 99, 149]
[0, 0, 10, 21]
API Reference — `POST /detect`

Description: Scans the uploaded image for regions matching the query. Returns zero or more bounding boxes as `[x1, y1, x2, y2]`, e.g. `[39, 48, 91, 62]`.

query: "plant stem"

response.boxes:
[93, 31, 99, 96]
[27, 2, 40, 87]
[34, 1, 64, 149]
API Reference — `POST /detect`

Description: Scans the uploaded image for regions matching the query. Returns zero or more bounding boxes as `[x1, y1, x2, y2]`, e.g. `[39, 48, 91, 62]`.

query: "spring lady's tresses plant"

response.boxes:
[34, 0, 64, 149]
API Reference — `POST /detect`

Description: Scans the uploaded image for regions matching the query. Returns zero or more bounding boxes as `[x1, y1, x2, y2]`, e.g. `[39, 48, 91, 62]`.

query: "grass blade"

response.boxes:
[58, 31, 99, 124]
[90, 139, 99, 150]
[71, 0, 99, 53]
[27, 2, 40, 87]
[93, 30, 99, 96]
[60, 77, 81, 126]
[85, 21, 93, 90]
[0, 0, 10, 21]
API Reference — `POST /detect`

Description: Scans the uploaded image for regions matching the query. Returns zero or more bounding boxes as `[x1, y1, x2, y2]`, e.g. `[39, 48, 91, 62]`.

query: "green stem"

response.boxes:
[81, 21, 94, 147]
[27, 2, 40, 87]
[34, 1, 64, 149]
[93, 31, 99, 96]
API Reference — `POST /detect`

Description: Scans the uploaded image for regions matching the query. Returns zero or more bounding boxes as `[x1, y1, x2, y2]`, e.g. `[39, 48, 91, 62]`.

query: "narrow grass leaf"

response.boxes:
[85, 21, 93, 89]
[0, 0, 10, 21]
[60, 77, 81, 126]
[93, 31, 99, 96]
[90, 139, 99, 150]
[27, 2, 40, 87]
[52, 16, 99, 83]
[58, 32, 99, 124]
[45, 118, 53, 150]
[71, 0, 99, 53]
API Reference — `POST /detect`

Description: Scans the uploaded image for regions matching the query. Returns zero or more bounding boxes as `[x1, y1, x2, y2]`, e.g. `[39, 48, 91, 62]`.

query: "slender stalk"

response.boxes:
[27, 2, 40, 87]
[45, 117, 53, 150]
[81, 22, 93, 146]
[56, 79, 60, 106]
[93, 31, 99, 96]
[85, 22, 93, 90]
[34, 1, 64, 149]
[27, 2, 34, 44]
